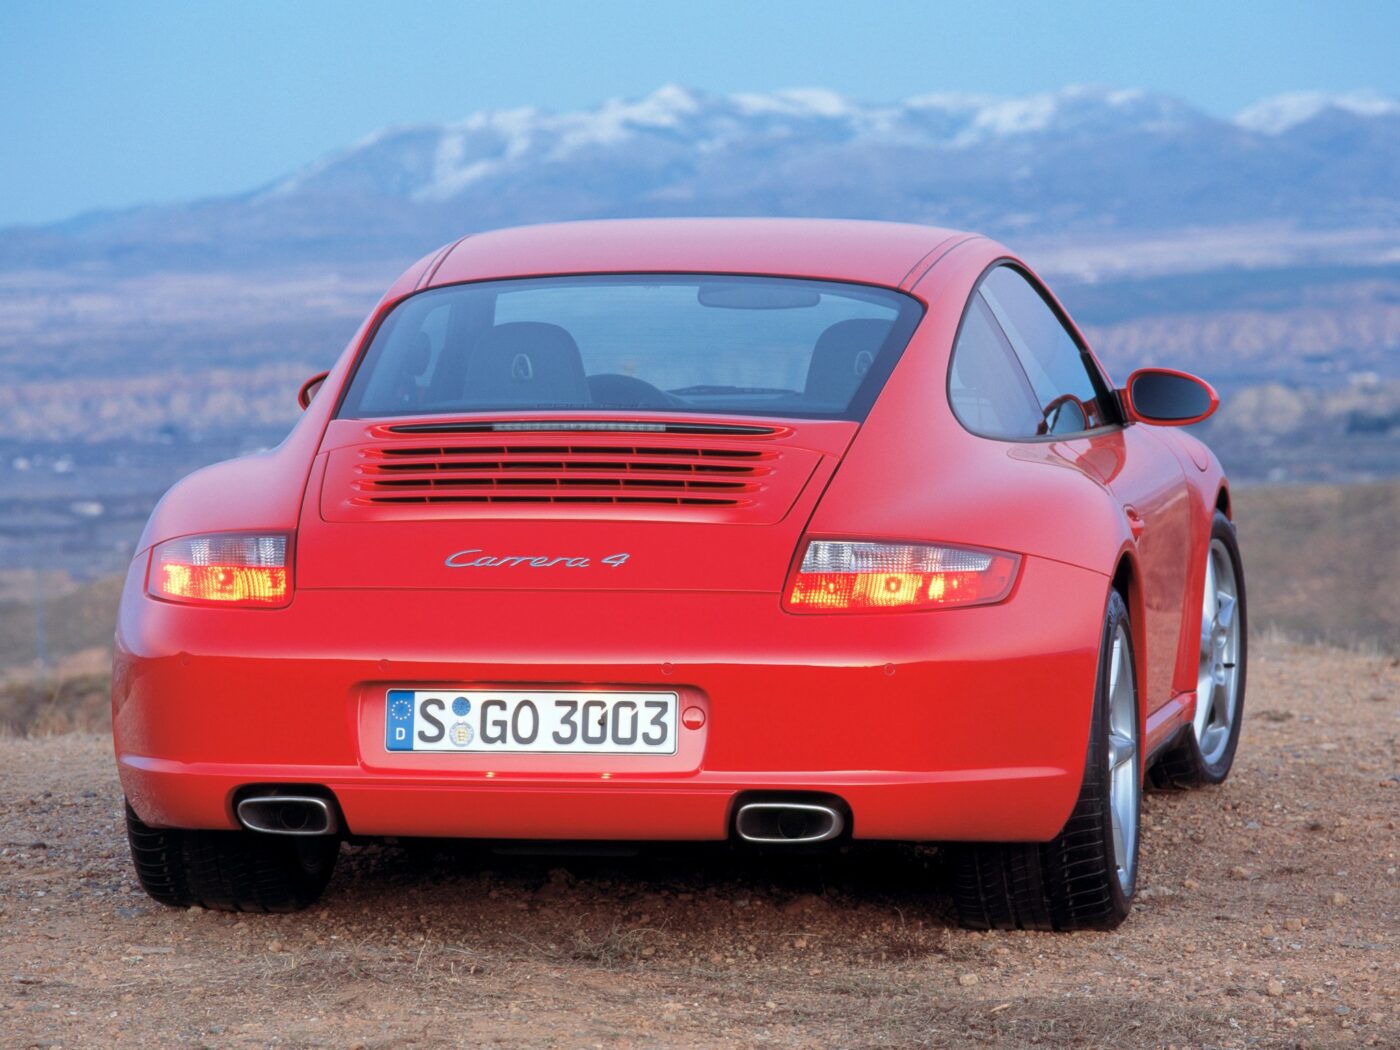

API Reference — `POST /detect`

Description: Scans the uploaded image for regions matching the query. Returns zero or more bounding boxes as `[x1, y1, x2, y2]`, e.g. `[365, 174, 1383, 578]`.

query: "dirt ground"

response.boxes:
[1, 638, 1396, 1049]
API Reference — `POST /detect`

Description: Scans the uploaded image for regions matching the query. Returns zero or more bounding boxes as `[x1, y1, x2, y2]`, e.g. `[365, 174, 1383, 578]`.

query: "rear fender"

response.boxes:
[808, 240, 1135, 577]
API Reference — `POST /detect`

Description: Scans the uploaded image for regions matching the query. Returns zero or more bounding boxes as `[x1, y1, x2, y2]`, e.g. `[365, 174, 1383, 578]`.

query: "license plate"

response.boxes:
[385, 690, 679, 755]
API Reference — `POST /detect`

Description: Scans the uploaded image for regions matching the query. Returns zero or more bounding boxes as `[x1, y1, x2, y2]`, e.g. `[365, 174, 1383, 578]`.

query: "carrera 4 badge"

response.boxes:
[445, 548, 631, 569]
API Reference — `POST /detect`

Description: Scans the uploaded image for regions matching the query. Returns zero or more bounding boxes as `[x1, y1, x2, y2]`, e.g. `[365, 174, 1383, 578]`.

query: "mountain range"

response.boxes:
[6, 84, 1400, 273]
[2, 83, 1399, 580]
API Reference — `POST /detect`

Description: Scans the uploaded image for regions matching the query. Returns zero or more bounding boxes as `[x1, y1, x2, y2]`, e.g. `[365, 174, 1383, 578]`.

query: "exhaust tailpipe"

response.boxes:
[236, 795, 339, 836]
[734, 801, 844, 844]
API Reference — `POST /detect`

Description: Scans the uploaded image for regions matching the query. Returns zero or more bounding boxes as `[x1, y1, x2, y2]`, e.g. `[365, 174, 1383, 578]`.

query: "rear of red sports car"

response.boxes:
[116, 220, 1230, 928]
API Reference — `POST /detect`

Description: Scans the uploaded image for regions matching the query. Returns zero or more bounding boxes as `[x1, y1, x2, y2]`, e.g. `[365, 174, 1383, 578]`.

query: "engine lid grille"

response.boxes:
[362, 443, 767, 506]
[319, 423, 824, 524]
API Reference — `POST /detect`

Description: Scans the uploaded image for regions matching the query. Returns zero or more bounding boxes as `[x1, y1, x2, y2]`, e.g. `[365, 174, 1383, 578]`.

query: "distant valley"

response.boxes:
[2, 84, 1398, 576]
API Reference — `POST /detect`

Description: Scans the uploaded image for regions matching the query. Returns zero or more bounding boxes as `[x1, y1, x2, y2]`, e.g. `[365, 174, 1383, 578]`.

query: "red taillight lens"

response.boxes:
[146, 534, 291, 608]
[784, 540, 1019, 613]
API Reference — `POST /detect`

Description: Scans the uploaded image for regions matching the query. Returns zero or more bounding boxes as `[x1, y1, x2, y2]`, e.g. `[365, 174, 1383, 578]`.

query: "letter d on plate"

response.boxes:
[386, 690, 416, 751]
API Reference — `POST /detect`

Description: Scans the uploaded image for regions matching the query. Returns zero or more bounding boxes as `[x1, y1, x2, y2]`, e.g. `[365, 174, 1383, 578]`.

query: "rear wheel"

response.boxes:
[950, 589, 1140, 931]
[125, 802, 338, 912]
[1151, 511, 1247, 788]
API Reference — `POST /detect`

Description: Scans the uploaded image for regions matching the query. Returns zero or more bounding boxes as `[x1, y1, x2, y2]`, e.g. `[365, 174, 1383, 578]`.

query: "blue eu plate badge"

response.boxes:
[385, 690, 416, 751]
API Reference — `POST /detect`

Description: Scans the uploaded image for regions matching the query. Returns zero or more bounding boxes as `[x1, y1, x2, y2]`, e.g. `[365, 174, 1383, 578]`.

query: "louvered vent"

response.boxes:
[351, 443, 774, 507]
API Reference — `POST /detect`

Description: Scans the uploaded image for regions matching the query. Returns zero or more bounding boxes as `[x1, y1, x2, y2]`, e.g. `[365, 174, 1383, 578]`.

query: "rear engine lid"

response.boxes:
[298, 416, 856, 592]
[318, 417, 822, 525]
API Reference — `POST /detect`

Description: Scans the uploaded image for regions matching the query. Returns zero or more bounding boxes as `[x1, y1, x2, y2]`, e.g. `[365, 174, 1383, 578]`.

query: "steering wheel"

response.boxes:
[1038, 393, 1090, 436]
[586, 374, 678, 410]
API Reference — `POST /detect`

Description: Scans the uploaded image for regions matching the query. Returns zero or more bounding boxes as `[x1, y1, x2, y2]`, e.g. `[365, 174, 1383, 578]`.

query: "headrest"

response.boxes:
[402, 332, 432, 377]
[804, 319, 892, 404]
[463, 322, 590, 406]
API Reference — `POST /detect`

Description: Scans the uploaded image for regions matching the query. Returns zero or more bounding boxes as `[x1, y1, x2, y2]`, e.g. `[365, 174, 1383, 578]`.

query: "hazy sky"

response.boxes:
[4, 0, 1398, 227]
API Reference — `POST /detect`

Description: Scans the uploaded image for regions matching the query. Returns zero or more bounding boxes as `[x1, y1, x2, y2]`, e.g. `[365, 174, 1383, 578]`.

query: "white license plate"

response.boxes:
[385, 689, 679, 755]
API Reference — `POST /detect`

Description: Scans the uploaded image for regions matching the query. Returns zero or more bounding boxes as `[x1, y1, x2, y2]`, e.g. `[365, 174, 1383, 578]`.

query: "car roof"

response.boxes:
[421, 218, 972, 291]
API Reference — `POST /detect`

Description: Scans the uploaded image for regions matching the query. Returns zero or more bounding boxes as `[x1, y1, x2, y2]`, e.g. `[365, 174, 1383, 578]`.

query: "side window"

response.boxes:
[979, 266, 1117, 435]
[948, 295, 1045, 439]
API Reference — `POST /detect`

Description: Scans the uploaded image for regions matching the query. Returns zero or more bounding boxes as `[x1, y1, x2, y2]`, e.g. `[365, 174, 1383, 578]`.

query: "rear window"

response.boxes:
[338, 274, 922, 421]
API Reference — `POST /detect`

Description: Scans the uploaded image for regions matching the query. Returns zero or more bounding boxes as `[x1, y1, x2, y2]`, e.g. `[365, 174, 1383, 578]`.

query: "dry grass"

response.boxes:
[0, 571, 122, 670]
[1233, 480, 1400, 652]
[0, 672, 109, 736]
[566, 921, 663, 965]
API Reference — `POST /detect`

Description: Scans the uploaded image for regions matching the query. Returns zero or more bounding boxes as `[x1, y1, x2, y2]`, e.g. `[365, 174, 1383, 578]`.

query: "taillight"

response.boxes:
[146, 533, 291, 608]
[784, 540, 1019, 613]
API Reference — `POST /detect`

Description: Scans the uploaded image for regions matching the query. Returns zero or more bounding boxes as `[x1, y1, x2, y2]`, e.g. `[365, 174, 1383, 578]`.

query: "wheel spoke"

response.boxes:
[1200, 722, 1225, 758]
[1109, 731, 1136, 770]
[1195, 673, 1214, 731]
[1216, 592, 1236, 632]
[1110, 805, 1126, 870]
[1108, 635, 1122, 696]
[1200, 555, 1218, 653]
[1213, 671, 1234, 724]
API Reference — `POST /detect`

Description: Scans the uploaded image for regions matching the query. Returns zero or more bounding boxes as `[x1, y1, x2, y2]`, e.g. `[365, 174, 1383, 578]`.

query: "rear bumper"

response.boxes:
[118, 760, 1071, 841]
[113, 555, 1107, 843]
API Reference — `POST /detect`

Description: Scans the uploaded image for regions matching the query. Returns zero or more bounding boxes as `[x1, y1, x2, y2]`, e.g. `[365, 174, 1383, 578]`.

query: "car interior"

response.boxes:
[370, 314, 896, 415]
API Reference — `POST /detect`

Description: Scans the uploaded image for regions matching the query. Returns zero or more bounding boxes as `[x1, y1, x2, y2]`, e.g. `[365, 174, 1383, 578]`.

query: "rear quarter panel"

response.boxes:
[811, 239, 1134, 577]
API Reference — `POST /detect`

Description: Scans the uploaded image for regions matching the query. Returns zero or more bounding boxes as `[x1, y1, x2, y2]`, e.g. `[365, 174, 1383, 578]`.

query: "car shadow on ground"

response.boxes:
[328, 837, 963, 936]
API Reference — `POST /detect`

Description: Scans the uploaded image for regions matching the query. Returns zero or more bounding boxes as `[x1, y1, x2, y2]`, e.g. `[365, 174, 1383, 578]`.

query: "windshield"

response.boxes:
[338, 274, 922, 421]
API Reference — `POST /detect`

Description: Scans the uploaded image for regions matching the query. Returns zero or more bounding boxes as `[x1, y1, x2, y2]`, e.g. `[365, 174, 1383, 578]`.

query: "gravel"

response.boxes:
[1, 638, 1397, 1048]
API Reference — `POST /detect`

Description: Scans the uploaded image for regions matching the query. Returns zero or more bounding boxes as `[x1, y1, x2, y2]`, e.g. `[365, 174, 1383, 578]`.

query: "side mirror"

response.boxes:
[297, 370, 330, 410]
[1120, 368, 1218, 426]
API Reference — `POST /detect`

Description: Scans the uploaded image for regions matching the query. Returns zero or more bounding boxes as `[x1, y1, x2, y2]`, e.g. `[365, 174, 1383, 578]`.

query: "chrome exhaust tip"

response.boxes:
[236, 795, 339, 836]
[733, 801, 844, 844]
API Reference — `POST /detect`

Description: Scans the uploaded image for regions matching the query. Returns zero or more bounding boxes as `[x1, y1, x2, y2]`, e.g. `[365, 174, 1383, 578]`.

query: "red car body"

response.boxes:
[113, 219, 1232, 865]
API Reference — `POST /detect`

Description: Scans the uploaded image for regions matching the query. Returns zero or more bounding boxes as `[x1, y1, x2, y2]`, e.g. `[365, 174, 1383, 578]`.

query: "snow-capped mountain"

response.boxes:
[258, 84, 1210, 203]
[6, 84, 1399, 271]
[1235, 89, 1400, 134]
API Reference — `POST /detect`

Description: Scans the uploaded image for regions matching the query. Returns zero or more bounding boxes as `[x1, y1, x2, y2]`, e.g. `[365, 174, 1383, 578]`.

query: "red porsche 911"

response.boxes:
[114, 219, 1246, 929]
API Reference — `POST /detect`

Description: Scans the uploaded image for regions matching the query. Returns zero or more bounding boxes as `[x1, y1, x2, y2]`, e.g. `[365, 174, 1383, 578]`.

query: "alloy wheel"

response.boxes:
[1195, 538, 1242, 767]
[1106, 622, 1139, 894]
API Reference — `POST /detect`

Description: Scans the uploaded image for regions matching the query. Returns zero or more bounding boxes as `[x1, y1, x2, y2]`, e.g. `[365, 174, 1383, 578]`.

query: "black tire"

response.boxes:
[950, 589, 1139, 931]
[1150, 511, 1248, 789]
[125, 802, 338, 912]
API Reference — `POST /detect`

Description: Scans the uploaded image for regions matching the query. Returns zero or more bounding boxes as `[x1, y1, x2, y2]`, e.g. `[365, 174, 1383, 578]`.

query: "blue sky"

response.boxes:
[3, 0, 1398, 227]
